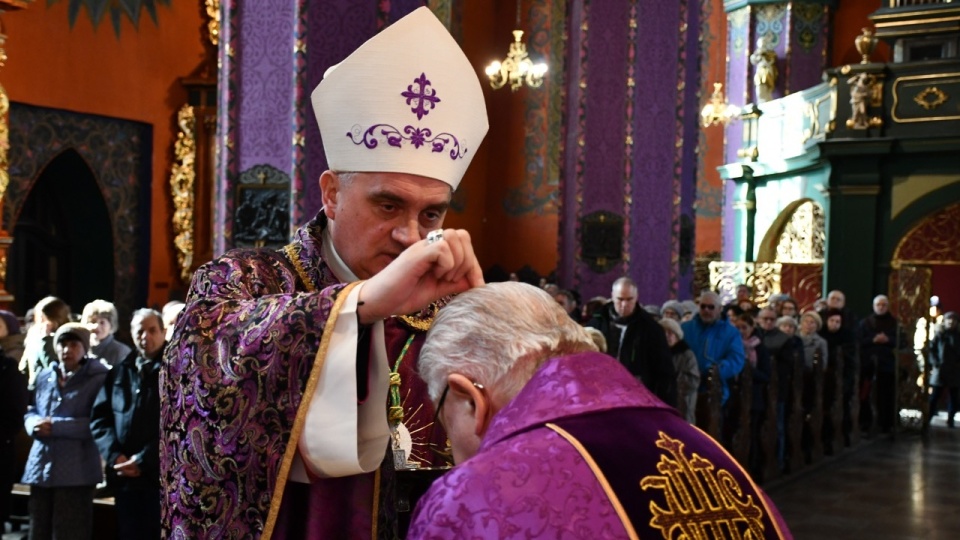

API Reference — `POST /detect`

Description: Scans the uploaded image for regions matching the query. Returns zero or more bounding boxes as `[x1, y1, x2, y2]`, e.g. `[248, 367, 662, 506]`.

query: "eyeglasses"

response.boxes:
[700, 304, 716, 310]
[433, 381, 485, 427]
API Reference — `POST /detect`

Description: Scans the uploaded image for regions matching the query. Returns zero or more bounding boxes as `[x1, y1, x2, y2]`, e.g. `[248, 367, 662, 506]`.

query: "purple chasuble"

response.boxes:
[408, 352, 792, 539]
[161, 212, 448, 539]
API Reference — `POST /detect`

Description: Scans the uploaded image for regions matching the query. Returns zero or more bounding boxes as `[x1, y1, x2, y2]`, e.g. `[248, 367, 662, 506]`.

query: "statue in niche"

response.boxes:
[846, 72, 876, 129]
[749, 35, 778, 103]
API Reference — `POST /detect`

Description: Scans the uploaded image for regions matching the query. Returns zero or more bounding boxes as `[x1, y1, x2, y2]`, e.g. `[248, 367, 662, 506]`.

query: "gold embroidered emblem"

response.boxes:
[640, 431, 766, 539]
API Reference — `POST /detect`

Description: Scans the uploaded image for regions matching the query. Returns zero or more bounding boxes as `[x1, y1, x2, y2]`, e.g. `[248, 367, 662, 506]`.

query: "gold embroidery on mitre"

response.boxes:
[640, 431, 766, 539]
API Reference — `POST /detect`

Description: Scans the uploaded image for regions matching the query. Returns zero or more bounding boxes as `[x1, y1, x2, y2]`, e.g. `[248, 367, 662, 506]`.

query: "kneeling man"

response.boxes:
[410, 282, 792, 539]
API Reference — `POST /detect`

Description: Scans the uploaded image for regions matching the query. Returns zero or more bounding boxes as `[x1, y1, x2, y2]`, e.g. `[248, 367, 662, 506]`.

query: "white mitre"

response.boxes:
[311, 7, 489, 191]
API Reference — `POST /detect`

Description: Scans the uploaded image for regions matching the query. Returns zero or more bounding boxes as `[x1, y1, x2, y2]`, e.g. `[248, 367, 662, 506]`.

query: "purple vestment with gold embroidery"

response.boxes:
[160, 212, 448, 539]
[408, 352, 792, 539]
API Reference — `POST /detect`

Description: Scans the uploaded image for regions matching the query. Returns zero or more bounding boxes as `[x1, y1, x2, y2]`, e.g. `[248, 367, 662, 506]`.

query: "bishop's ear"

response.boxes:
[319, 171, 340, 219]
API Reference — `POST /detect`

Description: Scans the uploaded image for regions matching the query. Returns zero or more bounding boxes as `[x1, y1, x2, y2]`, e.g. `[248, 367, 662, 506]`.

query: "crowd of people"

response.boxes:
[0, 296, 183, 539]
[540, 280, 958, 473]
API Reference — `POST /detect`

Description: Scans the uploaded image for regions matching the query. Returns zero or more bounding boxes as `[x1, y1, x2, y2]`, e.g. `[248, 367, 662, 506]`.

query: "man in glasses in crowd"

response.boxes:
[681, 291, 745, 406]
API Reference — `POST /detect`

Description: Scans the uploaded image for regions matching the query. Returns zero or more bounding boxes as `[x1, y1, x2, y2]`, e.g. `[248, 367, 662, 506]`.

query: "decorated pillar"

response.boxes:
[721, 0, 836, 260]
[558, 0, 700, 303]
[0, 0, 28, 307]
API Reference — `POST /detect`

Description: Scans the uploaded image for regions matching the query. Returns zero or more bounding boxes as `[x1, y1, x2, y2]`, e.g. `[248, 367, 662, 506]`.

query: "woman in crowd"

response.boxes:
[22, 323, 108, 540]
[20, 297, 71, 392]
[660, 300, 685, 322]
[81, 299, 132, 367]
[778, 297, 800, 321]
[734, 313, 772, 480]
[799, 311, 829, 371]
[819, 308, 857, 448]
[659, 318, 699, 424]
[798, 311, 829, 462]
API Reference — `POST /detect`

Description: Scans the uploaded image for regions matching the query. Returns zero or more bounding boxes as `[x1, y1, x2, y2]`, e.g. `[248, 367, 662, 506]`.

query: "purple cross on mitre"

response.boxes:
[401, 73, 441, 120]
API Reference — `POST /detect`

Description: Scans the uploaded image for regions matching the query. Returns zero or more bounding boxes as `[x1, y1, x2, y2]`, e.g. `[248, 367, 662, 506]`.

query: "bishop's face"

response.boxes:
[321, 171, 452, 280]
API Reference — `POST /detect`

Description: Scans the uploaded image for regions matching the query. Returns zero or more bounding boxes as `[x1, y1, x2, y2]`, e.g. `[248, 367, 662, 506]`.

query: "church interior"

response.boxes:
[1, 0, 959, 537]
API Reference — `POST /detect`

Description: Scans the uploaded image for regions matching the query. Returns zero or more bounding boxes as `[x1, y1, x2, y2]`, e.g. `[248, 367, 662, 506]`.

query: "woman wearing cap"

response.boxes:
[799, 311, 829, 371]
[21, 322, 109, 539]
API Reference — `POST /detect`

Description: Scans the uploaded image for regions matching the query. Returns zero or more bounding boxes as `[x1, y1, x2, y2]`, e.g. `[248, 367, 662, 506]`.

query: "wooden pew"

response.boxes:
[848, 345, 861, 446]
[805, 349, 825, 464]
[729, 362, 753, 466]
[787, 348, 805, 474]
[696, 365, 722, 442]
[824, 346, 845, 455]
[761, 356, 780, 483]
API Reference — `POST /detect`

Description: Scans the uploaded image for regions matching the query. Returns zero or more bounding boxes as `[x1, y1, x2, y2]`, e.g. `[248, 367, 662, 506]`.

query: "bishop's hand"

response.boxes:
[357, 228, 483, 324]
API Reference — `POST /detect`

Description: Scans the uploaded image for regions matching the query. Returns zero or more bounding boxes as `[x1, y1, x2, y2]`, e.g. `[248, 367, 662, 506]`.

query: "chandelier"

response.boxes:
[700, 83, 741, 127]
[484, 2, 548, 92]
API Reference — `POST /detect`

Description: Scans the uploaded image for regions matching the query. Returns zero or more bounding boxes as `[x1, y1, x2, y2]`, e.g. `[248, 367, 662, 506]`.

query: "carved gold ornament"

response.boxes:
[709, 261, 782, 309]
[913, 86, 948, 111]
[0, 84, 9, 203]
[170, 105, 197, 284]
[641, 432, 767, 538]
[205, 0, 221, 46]
[776, 200, 825, 263]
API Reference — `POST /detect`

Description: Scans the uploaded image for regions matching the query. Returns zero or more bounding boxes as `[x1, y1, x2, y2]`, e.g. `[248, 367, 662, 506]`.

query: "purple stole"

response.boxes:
[549, 408, 789, 539]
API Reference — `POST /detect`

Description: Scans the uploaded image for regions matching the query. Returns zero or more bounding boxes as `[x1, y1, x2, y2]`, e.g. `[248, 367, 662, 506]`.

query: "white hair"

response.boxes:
[419, 282, 597, 404]
[131, 307, 163, 330]
[874, 294, 889, 305]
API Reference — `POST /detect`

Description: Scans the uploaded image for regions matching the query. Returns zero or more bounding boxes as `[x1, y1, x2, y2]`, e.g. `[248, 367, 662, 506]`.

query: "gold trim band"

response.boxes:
[262, 280, 364, 539]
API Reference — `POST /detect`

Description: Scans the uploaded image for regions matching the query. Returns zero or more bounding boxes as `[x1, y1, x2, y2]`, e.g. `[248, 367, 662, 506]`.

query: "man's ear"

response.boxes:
[319, 170, 339, 219]
[447, 373, 491, 437]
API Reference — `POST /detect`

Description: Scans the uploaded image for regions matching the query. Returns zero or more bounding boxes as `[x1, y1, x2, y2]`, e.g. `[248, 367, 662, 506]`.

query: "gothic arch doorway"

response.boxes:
[6, 149, 114, 315]
[754, 198, 826, 311]
[756, 198, 826, 264]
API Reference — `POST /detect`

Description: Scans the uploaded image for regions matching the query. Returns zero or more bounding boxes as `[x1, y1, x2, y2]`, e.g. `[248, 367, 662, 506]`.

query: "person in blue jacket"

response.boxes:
[681, 291, 746, 406]
[21, 323, 108, 539]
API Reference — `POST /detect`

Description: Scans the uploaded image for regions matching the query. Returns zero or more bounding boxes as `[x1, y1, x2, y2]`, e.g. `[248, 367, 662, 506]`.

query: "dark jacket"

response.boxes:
[929, 326, 960, 388]
[1, 354, 28, 485]
[858, 313, 899, 373]
[587, 303, 676, 406]
[761, 327, 804, 404]
[90, 344, 165, 491]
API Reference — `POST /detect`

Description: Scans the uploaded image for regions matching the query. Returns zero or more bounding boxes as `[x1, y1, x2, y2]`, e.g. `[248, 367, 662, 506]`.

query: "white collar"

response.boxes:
[321, 224, 359, 283]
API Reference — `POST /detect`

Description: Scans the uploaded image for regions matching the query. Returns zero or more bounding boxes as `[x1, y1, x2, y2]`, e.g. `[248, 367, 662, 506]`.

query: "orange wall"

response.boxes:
[2, 2, 206, 308]
[457, 0, 559, 278]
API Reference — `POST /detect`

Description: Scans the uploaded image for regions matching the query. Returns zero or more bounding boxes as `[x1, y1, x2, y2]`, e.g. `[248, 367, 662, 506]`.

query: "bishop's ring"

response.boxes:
[426, 230, 444, 245]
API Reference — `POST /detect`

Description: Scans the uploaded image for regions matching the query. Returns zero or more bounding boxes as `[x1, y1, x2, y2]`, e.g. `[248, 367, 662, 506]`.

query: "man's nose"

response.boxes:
[392, 219, 421, 247]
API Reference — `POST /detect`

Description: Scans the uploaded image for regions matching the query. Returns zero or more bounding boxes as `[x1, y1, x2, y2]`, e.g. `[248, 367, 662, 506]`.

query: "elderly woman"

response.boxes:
[799, 311, 829, 371]
[658, 318, 699, 424]
[81, 299, 133, 367]
[22, 323, 109, 540]
[660, 300, 685, 322]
